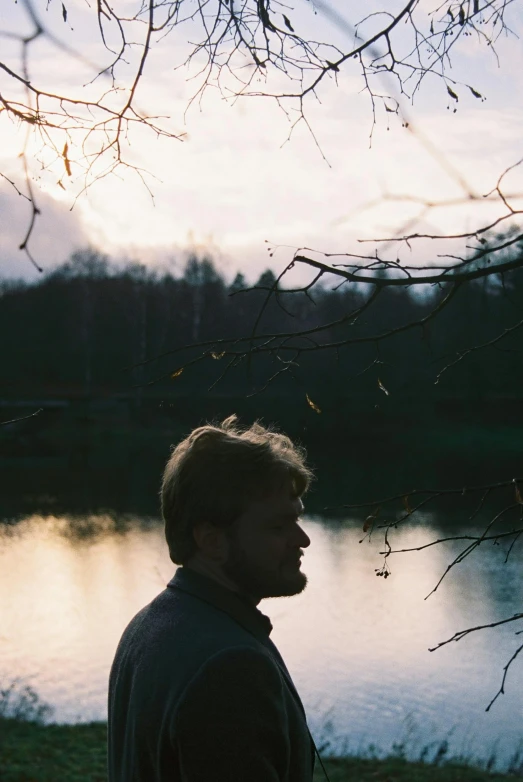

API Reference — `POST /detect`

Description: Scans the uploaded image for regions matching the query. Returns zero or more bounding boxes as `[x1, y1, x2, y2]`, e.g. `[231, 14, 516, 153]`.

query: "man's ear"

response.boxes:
[192, 521, 228, 562]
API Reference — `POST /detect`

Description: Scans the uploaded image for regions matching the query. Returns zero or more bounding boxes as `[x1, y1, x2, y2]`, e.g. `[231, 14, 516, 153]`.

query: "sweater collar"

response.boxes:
[167, 566, 273, 641]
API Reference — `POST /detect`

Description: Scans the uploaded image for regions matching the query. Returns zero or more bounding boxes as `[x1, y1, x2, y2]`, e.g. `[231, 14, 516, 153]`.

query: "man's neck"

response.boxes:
[184, 559, 260, 606]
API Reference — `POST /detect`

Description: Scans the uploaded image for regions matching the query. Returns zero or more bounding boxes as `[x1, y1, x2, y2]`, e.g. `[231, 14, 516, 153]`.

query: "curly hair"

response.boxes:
[161, 415, 314, 564]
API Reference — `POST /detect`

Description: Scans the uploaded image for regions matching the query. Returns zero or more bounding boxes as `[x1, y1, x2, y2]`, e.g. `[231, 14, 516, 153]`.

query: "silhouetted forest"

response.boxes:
[3, 245, 523, 514]
[2, 245, 523, 420]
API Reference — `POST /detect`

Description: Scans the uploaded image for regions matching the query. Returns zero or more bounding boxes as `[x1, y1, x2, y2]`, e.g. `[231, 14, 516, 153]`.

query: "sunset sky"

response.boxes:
[1, 0, 522, 283]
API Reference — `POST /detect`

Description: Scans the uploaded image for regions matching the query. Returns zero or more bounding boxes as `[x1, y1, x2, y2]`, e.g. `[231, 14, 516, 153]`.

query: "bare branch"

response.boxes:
[429, 613, 523, 711]
[0, 408, 43, 427]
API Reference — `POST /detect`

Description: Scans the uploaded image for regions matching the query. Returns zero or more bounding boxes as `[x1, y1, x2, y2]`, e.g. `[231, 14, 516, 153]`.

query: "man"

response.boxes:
[108, 415, 321, 782]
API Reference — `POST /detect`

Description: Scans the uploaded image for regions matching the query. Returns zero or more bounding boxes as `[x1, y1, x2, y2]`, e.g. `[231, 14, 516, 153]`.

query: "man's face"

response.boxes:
[221, 482, 311, 603]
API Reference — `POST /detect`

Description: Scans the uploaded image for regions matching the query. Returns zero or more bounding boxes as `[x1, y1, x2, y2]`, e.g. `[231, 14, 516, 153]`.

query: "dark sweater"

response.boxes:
[108, 566, 315, 781]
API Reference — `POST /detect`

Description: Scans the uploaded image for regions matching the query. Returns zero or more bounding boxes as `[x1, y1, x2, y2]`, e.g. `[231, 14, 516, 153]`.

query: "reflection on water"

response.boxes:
[0, 512, 522, 767]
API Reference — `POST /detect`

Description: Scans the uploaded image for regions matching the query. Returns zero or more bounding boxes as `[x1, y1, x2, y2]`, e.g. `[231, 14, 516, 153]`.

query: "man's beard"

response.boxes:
[222, 536, 307, 602]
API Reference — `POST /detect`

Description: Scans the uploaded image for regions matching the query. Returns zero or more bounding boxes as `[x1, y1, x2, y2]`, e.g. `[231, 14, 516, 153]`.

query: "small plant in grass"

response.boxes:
[0, 679, 54, 723]
[506, 741, 523, 776]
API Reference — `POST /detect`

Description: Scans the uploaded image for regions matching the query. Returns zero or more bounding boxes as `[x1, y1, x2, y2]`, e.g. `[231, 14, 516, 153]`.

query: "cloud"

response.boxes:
[0, 181, 89, 280]
[1, 0, 522, 285]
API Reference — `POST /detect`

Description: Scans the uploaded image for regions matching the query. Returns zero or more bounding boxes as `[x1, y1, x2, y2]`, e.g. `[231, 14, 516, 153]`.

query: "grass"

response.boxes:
[0, 719, 107, 782]
[0, 718, 519, 782]
[1, 680, 520, 781]
[313, 756, 514, 781]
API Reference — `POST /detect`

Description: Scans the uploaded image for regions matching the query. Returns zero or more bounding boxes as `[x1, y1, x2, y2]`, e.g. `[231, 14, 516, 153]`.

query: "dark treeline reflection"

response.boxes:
[2, 246, 523, 408]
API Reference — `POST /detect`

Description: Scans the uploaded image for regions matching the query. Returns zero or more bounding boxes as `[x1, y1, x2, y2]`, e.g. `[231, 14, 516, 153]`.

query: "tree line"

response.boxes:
[1, 245, 523, 415]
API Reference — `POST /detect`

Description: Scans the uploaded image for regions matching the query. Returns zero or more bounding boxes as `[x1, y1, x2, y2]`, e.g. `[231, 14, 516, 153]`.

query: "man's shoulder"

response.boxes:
[110, 585, 275, 720]
[114, 584, 264, 668]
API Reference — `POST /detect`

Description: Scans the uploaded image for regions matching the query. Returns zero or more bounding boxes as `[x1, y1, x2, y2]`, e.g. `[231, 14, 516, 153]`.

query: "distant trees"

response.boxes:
[2, 244, 523, 408]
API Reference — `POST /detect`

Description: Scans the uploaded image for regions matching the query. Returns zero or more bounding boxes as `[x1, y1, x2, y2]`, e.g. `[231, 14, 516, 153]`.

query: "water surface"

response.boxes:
[1, 511, 522, 768]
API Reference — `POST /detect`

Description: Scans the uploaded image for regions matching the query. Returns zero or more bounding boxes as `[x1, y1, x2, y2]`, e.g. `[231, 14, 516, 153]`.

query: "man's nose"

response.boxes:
[295, 523, 311, 548]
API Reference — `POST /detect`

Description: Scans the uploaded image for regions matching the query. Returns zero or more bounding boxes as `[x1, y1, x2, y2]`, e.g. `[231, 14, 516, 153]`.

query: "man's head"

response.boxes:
[161, 415, 314, 602]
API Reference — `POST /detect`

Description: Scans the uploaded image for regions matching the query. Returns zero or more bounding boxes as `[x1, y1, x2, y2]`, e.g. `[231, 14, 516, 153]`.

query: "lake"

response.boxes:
[1, 505, 522, 769]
